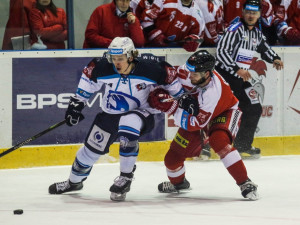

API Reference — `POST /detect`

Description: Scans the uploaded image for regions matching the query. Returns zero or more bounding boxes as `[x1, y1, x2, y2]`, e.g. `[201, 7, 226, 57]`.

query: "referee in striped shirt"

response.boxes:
[215, 0, 283, 159]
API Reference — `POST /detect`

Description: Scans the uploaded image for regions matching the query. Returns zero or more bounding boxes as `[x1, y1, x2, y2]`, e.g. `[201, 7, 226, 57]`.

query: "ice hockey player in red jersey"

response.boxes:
[196, 0, 225, 46]
[141, 0, 205, 52]
[276, 0, 300, 45]
[148, 50, 259, 200]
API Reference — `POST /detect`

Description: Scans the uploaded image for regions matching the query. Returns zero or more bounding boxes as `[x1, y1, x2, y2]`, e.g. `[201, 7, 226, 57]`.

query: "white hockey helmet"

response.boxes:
[106, 37, 136, 63]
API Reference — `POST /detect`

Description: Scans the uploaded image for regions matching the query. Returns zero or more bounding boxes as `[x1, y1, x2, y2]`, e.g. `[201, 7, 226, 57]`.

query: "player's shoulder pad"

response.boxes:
[227, 21, 242, 32]
[134, 59, 168, 83]
[82, 57, 100, 80]
[89, 57, 114, 81]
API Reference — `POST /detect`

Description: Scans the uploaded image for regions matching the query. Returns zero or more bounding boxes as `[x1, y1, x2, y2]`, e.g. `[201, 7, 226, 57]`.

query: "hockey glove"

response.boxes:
[148, 29, 168, 47]
[148, 88, 178, 115]
[178, 94, 199, 116]
[283, 27, 300, 45]
[182, 34, 200, 52]
[65, 96, 85, 126]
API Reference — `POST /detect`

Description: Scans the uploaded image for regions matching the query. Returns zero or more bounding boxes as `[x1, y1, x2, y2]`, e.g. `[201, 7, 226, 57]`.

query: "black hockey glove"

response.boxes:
[178, 94, 199, 116]
[65, 96, 85, 126]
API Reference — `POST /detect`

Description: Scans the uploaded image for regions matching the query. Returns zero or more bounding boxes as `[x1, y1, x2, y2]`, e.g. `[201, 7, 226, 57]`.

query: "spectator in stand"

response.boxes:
[83, 0, 145, 48]
[196, 0, 224, 46]
[274, 0, 300, 45]
[130, 0, 154, 20]
[2, 0, 36, 50]
[29, 0, 67, 49]
[140, 0, 205, 52]
[223, 0, 275, 29]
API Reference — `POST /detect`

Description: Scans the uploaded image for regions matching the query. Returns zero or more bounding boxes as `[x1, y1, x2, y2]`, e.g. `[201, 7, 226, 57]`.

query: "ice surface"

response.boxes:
[1, 155, 300, 225]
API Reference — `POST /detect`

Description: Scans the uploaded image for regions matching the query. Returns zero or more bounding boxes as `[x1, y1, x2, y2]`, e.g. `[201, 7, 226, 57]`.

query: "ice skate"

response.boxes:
[158, 178, 190, 193]
[109, 165, 136, 201]
[237, 146, 261, 159]
[200, 143, 211, 160]
[239, 179, 259, 200]
[48, 178, 86, 194]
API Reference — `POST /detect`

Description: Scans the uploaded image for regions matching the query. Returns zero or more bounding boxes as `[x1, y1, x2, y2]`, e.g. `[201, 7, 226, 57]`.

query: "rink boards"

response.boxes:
[1, 135, 300, 169]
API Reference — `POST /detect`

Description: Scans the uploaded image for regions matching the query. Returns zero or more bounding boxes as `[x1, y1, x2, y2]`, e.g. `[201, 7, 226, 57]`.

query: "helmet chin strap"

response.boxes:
[121, 59, 133, 76]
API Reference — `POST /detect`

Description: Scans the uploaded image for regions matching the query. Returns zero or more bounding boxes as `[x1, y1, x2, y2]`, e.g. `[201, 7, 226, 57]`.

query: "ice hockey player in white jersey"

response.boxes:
[48, 37, 183, 201]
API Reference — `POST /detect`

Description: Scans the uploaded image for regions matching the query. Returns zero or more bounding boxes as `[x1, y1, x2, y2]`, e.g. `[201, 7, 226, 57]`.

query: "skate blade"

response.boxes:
[200, 155, 210, 160]
[240, 153, 261, 160]
[110, 192, 127, 201]
[245, 191, 260, 201]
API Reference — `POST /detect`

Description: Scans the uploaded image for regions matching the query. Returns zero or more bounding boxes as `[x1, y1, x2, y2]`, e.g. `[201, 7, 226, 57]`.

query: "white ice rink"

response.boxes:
[1, 155, 300, 225]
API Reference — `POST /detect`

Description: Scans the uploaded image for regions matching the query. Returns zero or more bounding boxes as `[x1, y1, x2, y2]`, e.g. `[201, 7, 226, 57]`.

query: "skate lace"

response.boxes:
[56, 180, 70, 191]
[162, 182, 176, 192]
[113, 176, 133, 187]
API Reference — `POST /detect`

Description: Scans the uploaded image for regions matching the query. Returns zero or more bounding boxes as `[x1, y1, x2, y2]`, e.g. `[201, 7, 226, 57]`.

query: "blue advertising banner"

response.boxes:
[12, 57, 165, 145]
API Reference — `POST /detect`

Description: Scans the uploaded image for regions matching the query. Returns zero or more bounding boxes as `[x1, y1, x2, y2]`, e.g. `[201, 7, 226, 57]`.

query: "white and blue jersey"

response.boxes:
[75, 57, 183, 114]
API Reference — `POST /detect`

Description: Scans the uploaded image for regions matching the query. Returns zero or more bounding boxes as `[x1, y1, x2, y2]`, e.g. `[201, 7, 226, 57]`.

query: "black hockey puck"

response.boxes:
[13, 209, 23, 215]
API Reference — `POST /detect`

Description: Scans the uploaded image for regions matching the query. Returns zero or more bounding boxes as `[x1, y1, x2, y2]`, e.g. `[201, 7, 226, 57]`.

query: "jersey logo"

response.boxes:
[236, 55, 252, 65]
[211, 116, 227, 124]
[106, 90, 141, 112]
[165, 66, 177, 84]
[136, 83, 147, 91]
[83, 61, 95, 78]
[196, 109, 211, 125]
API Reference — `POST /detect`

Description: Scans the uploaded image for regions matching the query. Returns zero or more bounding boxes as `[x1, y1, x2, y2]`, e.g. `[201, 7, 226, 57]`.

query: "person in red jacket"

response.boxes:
[29, 0, 67, 49]
[2, 0, 36, 50]
[83, 0, 145, 48]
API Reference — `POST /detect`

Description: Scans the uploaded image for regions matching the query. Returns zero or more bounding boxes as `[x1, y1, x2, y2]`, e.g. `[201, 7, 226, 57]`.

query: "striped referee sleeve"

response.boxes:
[257, 35, 281, 63]
[216, 29, 240, 75]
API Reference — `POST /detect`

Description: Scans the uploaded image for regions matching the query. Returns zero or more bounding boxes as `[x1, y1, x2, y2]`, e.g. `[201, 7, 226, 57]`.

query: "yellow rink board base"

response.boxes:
[1, 136, 300, 169]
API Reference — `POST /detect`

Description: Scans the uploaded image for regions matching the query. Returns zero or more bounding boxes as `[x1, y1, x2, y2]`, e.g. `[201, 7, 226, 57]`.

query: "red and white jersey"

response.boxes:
[130, 0, 153, 20]
[196, 0, 224, 45]
[173, 64, 239, 131]
[281, 0, 300, 30]
[141, 0, 205, 41]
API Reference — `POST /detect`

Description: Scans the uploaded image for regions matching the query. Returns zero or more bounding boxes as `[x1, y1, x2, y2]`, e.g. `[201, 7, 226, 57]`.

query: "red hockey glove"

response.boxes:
[182, 34, 200, 52]
[261, 0, 273, 20]
[283, 27, 300, 45]
[148, 88, 178, 114]
[148, 29, 167, 47]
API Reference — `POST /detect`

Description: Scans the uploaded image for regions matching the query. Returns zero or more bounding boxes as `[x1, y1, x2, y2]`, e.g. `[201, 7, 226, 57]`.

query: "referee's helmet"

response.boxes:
[243, 0, 261, 11]
[186, 50, 216, 73]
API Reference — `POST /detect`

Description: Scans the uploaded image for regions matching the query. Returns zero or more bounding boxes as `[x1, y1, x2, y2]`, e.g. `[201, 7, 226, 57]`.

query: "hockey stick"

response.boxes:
[177, 37, 204, 44]
[0, 120, 66, 158]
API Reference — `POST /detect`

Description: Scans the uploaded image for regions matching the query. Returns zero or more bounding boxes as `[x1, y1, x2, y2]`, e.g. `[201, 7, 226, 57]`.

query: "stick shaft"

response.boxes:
[0, 120, 66, 158]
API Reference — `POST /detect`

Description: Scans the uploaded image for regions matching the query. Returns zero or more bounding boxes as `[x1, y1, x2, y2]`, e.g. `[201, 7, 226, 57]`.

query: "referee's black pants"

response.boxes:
[215, 67, 262, 151]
